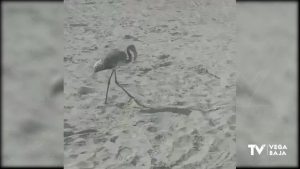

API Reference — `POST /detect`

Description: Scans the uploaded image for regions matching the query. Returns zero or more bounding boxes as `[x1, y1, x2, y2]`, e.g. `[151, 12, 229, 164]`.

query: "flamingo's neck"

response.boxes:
[126, 48, 132, 62]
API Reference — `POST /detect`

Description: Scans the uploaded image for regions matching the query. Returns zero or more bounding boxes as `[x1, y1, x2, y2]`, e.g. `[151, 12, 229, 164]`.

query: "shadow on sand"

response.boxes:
[139, 107, 192, 116]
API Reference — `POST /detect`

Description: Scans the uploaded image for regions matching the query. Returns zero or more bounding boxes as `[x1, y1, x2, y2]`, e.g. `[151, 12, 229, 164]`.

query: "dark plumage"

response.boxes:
[93, 45, 137, 73]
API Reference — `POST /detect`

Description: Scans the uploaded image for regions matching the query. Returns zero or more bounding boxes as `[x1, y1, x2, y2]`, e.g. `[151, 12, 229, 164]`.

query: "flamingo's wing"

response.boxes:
[104, 50, 127, 69]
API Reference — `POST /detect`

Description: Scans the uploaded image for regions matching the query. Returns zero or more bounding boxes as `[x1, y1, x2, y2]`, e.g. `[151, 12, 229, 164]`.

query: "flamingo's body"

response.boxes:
[93, 45, 138, 104]
[93, 45, 137, 72]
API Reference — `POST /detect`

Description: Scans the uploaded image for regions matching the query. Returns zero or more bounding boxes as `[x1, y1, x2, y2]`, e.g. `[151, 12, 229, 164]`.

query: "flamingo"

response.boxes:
[93, 45, 145, 105]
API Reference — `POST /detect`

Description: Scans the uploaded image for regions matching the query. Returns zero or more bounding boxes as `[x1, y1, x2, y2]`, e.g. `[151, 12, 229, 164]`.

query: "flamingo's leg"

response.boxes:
[114, 70, 148, 108]
[114, 70, 134, 98]
[105, 69, 115, 104]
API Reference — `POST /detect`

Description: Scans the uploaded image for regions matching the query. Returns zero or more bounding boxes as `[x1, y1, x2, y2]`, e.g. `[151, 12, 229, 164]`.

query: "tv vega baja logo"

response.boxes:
[248, 144, 287, 156]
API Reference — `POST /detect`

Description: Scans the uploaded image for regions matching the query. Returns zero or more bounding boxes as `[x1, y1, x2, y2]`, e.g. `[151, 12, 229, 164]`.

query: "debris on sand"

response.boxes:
[158, 54, 170, 60]
[78, 86, 96, 96]
[123, 35, 141, 42]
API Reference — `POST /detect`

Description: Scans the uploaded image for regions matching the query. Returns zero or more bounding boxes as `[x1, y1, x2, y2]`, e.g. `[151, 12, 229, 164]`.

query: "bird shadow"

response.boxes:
[138, 106, 192, 116]
[113, 97, 192, 116]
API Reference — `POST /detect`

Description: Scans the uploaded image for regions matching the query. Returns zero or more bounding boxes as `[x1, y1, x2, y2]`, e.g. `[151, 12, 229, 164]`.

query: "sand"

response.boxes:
[64, 0, 236, 168]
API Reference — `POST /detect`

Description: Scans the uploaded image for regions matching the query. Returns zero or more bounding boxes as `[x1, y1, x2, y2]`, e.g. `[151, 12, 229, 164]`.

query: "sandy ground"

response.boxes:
[64, 0, 236, 169]
[2, 2, 63, 166]
[237, 2, 298, 167]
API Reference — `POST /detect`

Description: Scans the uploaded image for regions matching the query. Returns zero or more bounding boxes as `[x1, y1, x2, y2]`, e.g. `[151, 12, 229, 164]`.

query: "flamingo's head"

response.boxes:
[93, 59, 105, 73]
[127, 45, 137, 61]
